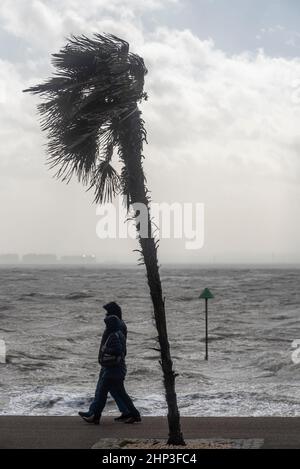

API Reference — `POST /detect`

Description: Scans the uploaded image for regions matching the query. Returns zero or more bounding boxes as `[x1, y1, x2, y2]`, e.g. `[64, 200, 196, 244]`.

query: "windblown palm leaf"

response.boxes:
[24, 33, 147, 202]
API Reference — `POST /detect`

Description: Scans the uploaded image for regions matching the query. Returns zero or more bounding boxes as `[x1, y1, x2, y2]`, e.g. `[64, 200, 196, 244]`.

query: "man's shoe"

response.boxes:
[124, 416, 141, 424]
[78, 411, 92, 418]
[114, 414, 131, 422]
[79, 413, 100, 425]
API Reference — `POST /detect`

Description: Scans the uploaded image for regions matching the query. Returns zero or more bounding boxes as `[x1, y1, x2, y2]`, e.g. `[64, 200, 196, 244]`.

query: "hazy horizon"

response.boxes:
[1, 255, 300, 267]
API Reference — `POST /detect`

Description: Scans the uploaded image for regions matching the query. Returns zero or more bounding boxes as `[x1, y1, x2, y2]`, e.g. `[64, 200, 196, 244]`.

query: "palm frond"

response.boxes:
[23, 33, 147, 200]
[90, 159, 120, 204]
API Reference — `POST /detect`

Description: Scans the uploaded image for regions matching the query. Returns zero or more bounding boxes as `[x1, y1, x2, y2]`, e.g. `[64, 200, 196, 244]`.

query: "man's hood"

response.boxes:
[103, 301, 122, 319]
[104, 314, 121, 332]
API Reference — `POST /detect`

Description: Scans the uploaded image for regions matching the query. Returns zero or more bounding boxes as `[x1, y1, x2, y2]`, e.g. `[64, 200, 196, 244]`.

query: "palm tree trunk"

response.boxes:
[119, 109, 185, 445]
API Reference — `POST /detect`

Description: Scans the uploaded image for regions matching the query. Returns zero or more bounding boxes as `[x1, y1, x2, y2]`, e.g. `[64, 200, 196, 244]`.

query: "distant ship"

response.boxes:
[22, 254, 57, 264]
[0, 254, 19, 264]
[0, 253, 97, 265]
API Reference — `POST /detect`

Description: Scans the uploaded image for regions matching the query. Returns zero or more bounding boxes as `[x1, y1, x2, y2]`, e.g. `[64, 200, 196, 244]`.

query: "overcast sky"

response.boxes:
[0, 0, 299, 264]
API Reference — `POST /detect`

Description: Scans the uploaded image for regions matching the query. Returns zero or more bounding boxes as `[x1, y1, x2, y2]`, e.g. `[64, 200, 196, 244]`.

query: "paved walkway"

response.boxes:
[0, 416, 299, 449]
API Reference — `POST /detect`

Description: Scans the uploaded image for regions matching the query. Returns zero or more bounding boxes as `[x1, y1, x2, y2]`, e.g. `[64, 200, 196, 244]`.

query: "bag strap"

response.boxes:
[102, 331, 120, 351]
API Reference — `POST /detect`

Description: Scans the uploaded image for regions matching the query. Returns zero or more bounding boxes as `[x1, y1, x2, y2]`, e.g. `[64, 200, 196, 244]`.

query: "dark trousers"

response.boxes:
[89, 367, 140, 419]
[99, 368, 129, 415]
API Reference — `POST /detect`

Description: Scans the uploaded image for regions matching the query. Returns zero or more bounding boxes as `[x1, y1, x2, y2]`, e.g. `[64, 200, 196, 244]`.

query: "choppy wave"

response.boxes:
[3, 387, 300, 417]
[65, 292, 93, 300]
[18, 291, 93, 301]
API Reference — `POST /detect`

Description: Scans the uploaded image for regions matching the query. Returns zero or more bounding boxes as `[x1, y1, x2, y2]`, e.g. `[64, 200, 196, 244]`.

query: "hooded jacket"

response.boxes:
[98, 307, 127, 365]
[104, 315, 124, 354]
[103, 302, 127, 339]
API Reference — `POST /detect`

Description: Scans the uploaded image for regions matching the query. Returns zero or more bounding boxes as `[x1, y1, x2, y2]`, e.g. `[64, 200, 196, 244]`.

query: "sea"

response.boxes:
[0, 265, 299, 417]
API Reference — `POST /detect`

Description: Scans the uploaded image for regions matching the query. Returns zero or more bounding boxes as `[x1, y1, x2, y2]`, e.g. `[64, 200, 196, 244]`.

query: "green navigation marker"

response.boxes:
[199, 288, 214, 299]
[199, 288, 214, 360]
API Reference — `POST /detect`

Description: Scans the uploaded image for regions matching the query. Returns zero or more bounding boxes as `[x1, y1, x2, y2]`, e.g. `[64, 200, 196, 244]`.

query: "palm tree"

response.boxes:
[24, 33, 184, 445]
